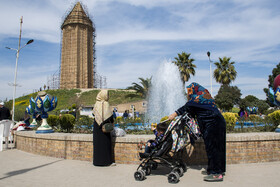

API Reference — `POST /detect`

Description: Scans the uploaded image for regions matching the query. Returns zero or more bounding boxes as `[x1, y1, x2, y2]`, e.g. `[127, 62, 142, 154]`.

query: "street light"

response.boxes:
[207, 51, 213, 96]
[5, 16, 34, 122]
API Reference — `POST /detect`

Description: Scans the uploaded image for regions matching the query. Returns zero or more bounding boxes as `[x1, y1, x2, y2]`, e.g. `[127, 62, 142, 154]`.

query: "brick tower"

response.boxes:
[60, 2, 95, 89]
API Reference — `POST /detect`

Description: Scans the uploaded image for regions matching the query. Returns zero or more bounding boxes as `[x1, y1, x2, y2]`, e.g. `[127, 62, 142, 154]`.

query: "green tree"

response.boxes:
[239, 95, 269, 114]
[263, 62, 280, 105]
[268, 62, 280, 88]
[213, 57, 237, 85]
[215, 85, 241, 111]
[172, 52, 196, 82]
[127, 77, 152, 98]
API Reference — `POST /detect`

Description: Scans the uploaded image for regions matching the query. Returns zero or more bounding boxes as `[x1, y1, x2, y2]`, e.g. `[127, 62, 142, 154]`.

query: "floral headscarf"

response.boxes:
[186, 82, 217, 109]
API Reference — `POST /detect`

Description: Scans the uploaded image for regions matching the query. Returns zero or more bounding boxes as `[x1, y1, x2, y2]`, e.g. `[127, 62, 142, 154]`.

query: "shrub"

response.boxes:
[71, 104, 76, 109]
[75, 115, 94, 133]
[160, 116, 168, 122]
[249, 114, 262, 123]
[231, 107, 239, 113]
[134, 117, 142, 123]
[222, 112, 237, 132]
[115, 116, 123, 124]
[266, 110, 280, 129]
[59, 114, 75, 132]
[47, 115, 59, 129]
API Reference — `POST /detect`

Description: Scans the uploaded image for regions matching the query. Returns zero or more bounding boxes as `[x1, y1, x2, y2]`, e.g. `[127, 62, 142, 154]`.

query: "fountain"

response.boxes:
[146, 60, 187, 123]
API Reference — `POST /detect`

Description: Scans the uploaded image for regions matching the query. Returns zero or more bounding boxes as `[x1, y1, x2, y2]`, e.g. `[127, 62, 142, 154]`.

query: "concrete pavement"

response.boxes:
[0, 149, 279, 187]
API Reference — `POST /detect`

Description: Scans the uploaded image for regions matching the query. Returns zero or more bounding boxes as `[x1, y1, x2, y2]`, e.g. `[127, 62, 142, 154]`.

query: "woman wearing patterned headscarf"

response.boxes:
[168, 82, 226, 182]
[93, 90, 115, 166]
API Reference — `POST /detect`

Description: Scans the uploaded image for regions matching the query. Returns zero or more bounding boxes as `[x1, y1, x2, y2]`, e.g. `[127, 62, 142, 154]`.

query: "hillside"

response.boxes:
[5, 89, 143, 121]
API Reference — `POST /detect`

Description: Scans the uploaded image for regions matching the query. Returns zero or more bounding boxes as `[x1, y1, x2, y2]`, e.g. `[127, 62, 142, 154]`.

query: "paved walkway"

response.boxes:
[0, 149, 279, 187]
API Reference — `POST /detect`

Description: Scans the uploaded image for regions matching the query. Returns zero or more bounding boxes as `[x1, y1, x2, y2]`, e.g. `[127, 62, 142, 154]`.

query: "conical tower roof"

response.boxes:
[61, 2, 94, 30]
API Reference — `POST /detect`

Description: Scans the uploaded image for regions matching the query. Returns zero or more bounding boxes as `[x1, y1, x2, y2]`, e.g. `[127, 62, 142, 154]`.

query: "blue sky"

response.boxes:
[0, 0, 279, 102]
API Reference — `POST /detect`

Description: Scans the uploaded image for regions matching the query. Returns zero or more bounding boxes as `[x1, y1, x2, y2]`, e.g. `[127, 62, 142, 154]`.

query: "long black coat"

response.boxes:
[93, 115, 114, 166]
[176, 103, 226, 174]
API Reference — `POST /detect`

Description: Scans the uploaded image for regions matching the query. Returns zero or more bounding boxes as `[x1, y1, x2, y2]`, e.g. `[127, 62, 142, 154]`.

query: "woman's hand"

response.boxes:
[168, 112, 177, 121]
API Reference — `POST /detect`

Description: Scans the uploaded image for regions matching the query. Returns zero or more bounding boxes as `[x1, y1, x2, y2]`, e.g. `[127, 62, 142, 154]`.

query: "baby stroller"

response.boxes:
[134, 112, 201, 183]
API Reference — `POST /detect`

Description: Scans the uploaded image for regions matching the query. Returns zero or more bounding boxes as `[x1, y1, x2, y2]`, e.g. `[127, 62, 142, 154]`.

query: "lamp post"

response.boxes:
[5, 16, 34, 122]
[207, 51, 213, 96]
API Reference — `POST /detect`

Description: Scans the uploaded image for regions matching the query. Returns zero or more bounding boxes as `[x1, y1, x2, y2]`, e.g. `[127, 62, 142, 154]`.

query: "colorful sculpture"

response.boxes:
[246, 107, 258, 115]
[27, 91, 58, 133]
[26, 104, 38, 128]
[273, 74, 280, 91]
[268, 74, 280, 106]
[267, 74, 280, 132]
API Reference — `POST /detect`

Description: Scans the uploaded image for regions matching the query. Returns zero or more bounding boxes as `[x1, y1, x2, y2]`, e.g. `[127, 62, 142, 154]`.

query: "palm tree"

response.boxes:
[172, 52, 196, 82]
[213, 56, 237, 85]
[126, 77, 152, 98]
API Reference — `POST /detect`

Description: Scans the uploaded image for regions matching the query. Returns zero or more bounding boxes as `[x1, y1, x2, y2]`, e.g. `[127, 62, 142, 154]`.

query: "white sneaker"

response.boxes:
[110, 162, 116, 166]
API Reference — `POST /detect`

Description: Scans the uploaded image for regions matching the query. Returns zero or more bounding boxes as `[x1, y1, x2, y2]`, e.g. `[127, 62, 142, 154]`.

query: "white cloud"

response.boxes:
[0, 0, 278, 102]
[100, 58, 160, 89]
[1, 0, 279, 47]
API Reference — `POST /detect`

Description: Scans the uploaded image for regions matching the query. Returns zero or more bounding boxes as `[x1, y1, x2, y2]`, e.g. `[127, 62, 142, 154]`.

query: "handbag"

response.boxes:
[101, 103, 114, 133]
[102, 123, 114, 133]
[94, 101, 114, 133]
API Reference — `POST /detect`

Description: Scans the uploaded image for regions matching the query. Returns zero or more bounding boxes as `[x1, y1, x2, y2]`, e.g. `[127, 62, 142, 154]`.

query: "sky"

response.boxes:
[0, 0, 279, 102]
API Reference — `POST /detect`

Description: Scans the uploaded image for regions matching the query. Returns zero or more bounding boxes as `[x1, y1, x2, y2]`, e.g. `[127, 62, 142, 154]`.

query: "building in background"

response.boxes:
[60, 2, 96, 89]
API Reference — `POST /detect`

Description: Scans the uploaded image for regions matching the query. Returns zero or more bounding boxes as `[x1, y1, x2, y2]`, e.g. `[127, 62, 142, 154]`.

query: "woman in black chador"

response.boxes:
[168, 82, 226, 182]
[93, 90, 114, 166]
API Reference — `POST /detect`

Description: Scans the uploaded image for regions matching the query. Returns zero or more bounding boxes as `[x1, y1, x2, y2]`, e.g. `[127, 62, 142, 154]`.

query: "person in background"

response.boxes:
[115, 109, 119, 117]
[238, 107, 245, 118]
[93, 90, 115, 166]
[24, 111, 30, 126]
[0, 102, 11, 121]
[113, 110, 117, 119]
[168, 82, 226, 182]
[123, 110, 128, 120]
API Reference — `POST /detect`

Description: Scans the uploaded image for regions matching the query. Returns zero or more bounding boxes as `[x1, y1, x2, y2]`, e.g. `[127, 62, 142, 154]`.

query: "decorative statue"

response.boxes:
[268, 74, 280, 106]
[26, 104, 38, 128]
[28, 91, 58, 133]
[267, 74, 280, 132]
[246, 107, 258, 115]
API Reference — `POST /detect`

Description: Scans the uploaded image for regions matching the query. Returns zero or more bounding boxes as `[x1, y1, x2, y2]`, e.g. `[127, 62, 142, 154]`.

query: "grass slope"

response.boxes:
[5, 89, 143, 121]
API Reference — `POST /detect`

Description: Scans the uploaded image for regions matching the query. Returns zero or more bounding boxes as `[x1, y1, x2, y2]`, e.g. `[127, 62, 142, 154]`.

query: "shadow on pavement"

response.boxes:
[0, 160, 63, 181]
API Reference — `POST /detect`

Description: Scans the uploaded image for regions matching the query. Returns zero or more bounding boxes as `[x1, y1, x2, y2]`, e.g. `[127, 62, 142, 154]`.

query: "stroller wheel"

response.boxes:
[168, 172, 180, 184]
[172, 167, 184, 177]
[134, 170, 145, 181]
[179, 162, 187, 172]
